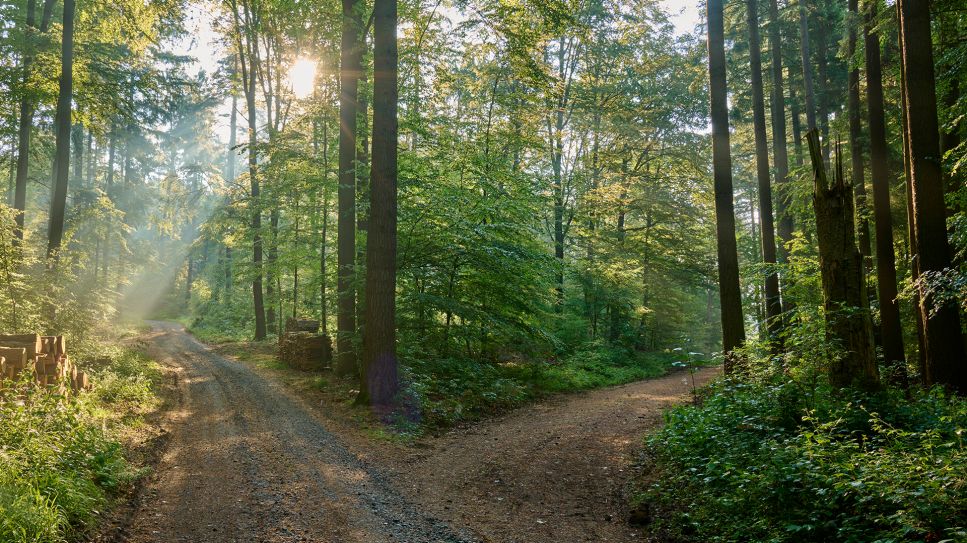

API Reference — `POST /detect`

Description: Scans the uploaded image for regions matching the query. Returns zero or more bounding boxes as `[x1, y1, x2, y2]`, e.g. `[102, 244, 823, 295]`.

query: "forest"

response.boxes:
[0, 0, 964, 540]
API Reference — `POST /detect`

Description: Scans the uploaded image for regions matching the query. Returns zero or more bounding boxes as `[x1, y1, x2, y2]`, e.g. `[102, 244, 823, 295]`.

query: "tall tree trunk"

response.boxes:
[232, 0, 267, 340]
[746, 0, 782, 343]
[71, 123, 83, 188]
[847, 0, 872, 262]
[47, 0, 76, 259]
[807, 131, 879, 390]
[360, 0, 399, 406]
[897, 0, 966, 392]
[815, 14, 831, 165]
[768, 0, 792, 271]
[336, 0, 362, 376]
[707, 0, 746, 368]
[223, 89, 238, 300]
[356, 51, 370, 333]
[85, 128, 94, 187]
[267, 208, 279, 334]
[789, 77, 805, 168]
[864, 1, 906, 381]
[798, 1, 818, 132]
[12, 0, 54, 241]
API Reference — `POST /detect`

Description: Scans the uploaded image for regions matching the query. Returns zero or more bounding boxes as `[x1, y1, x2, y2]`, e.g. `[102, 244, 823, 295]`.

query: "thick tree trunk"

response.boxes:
[864, 2, 906, 380]
[707, 0, 746, 368]
[897, 0, 966, 392]
[807, 131, 878, 390]
[360, 0, 399, 407]
[336, 0, 362, 377]
[746, 0, 782, 342]
[47, 0, 76, 259]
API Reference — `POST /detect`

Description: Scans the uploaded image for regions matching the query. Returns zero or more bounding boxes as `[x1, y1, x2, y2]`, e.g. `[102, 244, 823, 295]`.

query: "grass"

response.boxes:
[0, 346, 165, 543]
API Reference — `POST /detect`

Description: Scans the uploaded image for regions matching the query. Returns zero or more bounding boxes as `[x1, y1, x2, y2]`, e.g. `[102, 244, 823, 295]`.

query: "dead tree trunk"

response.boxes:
[807, 131, 878, 390]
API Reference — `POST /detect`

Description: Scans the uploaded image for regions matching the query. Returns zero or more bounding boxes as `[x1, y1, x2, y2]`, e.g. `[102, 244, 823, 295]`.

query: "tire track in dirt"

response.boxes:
[380, 365, 721, 542]
[114, 321, 474, 543]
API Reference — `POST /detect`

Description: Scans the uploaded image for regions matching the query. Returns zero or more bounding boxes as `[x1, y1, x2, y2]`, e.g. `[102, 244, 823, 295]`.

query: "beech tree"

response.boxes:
[897, 0, 966, 391]
[336, 0, 362, 376]
[707, 0, 745, 367]
[359, 0, 399, 406]
[47, 0, 76, 259]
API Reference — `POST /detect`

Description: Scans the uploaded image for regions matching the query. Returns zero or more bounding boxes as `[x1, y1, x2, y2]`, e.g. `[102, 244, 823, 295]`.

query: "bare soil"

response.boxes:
[107, 321, 718, 542]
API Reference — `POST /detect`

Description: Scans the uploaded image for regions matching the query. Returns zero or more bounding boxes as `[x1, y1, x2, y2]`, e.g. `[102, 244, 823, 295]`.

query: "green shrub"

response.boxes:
[640, 377, 967, 543]
[0, 383, 134, 542]
[0, 347, 161, 543]
[403, 343, 682, 430]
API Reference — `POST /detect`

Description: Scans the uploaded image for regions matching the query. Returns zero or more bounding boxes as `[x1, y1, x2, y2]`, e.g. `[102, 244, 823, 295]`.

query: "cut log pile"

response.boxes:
[278, 319, 332, 371]
[0, 333, 91, 392]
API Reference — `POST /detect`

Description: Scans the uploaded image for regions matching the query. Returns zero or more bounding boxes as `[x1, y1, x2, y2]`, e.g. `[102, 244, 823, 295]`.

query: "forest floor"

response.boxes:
[101, 321, 719, 543]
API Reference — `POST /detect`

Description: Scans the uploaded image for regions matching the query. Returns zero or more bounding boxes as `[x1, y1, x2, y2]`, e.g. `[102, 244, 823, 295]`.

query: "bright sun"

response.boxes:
[288, 58, 317, 99]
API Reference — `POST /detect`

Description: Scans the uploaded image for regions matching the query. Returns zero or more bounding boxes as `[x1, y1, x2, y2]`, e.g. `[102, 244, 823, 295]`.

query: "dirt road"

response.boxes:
[117, 322, 473, 543]
[385, 361, 720, 542]
[114, 322, 718, 542]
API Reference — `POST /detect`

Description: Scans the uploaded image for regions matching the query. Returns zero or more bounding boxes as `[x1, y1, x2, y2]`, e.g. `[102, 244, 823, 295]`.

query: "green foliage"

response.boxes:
[404, 343, 680, 429]
[640, 377, 967, 543]
[0, 383, 133, 543]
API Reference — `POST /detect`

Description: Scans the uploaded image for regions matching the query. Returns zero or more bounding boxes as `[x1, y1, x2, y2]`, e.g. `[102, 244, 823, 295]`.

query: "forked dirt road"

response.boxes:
[110, 321, 719, 542]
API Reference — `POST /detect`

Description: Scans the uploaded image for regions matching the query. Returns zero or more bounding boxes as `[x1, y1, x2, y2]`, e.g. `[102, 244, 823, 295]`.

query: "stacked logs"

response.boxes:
[278, 319, 332, 371]
[0, 333, 91, 392]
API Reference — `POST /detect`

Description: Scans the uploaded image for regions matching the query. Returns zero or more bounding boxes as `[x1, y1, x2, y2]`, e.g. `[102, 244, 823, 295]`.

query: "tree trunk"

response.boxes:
[360, 0, 399, 406]
[233, 0, 267, 340]
[356, 50, 370, 333]
[336, 0, 362, 377]
[746, 0, 782, 343]
[815, 16, 831, 166]
[807, 131, 878, 390]
[897, 0, 966, 392]
[847, 0, 872, 262]
[768, 0, 792, 271]
[47, 0, 76, 259]
[863, 2, 906, 380]
[12, 0, 54, 241]
[798, 1, 818, 132]
[707, 0, 746, 368]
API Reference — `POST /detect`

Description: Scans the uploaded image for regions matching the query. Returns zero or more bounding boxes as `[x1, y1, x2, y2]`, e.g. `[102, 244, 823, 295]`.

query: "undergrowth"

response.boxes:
[401, 344, 687, 430]
[0, 347, 163, 543]
[637, 375, 967, 543]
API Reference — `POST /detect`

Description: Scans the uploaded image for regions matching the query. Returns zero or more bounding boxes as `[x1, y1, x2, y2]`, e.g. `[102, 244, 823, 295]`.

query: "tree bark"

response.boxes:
[767, 0, 792, 271]
[807, 131, 879, 390]
[707, 0, 746, 368]
[336, 0, 362, 376]
[897, 0, 966, 392]
[746, 0, 782, 343]
[232, 0, 266, 340]
[47, 0, 76, 259]
[13, 0, 55, 241]
[847, 0, 872, 261]
[863, 1, 906, 381]
[798, 1, 818, 132]
[360, 0, 399, 406]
